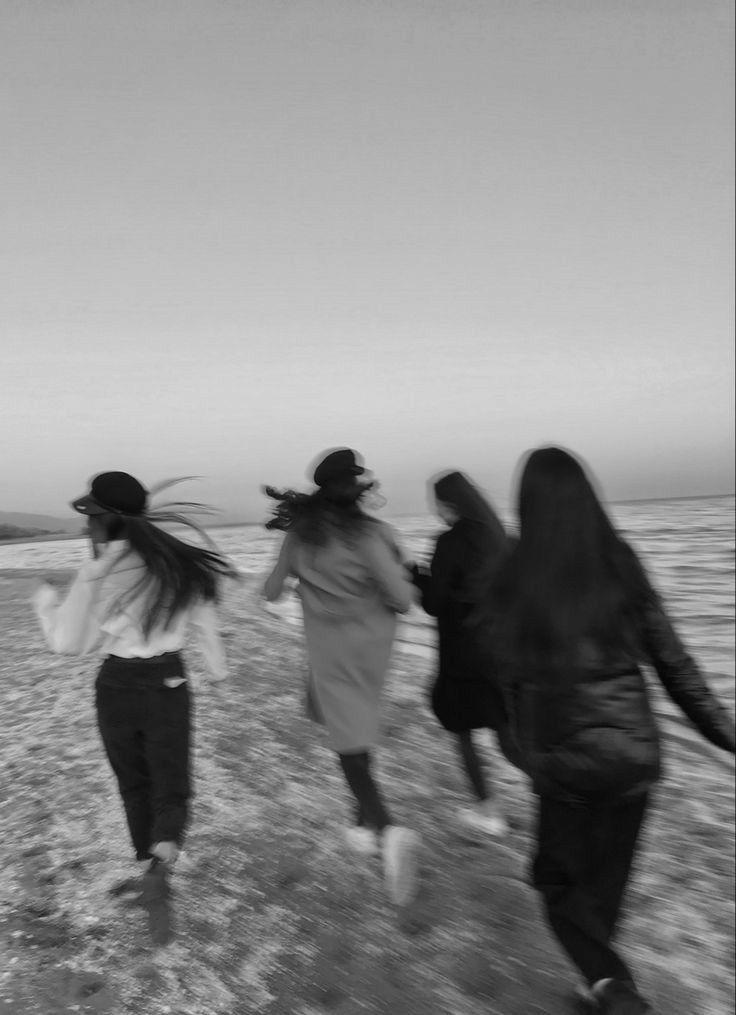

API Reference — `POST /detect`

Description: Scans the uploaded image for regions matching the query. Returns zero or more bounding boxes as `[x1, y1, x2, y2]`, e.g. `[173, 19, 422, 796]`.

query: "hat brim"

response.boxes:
[71, 494, 107, 516]
[314, 466, 367, 486]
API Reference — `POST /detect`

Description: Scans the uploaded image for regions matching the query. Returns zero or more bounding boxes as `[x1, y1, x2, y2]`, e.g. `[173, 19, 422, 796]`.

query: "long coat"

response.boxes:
[413, 519, 505, 733]
[264, 519, 413, 752]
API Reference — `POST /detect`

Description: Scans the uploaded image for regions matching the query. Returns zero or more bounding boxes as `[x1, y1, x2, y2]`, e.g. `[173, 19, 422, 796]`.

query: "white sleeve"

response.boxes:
[190, 599, 228, 682]
[31, 562, 105, 655]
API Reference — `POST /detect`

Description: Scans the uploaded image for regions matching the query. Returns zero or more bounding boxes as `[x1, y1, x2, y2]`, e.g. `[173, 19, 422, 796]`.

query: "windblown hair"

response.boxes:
[99, 479, 239, 636]
[495, 447, 653, 673]
[263, 476, 377, 547]
[433, 471, 510, 620]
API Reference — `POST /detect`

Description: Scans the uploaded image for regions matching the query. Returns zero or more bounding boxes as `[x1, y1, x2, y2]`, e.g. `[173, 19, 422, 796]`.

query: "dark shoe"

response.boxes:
[140, 859, 174, 945]
[592, 979, 652, 1014]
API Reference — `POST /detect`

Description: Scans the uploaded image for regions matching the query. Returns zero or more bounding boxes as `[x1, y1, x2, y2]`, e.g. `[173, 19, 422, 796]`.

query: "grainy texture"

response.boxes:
[1, 570, 734, 1015]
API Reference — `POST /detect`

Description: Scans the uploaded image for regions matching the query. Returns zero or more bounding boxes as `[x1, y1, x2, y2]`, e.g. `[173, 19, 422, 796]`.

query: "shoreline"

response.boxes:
[0, 519, 266, 547]
[0, 531, 85, 546]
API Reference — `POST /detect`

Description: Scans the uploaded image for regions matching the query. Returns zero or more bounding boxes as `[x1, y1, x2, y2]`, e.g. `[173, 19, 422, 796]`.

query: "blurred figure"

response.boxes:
[409, 471, 511, 836]
[263, 448, 420, 907]
[31, 472, 237, 945]
[492, 447, 735, 1015]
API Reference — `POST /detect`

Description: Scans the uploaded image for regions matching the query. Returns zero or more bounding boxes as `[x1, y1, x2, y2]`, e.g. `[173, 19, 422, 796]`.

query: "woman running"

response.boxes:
[409, 471, 511, 836]
[32, 471, 237, 945]
[262, 448, 420, 906]
[492, 447, 735, 1014]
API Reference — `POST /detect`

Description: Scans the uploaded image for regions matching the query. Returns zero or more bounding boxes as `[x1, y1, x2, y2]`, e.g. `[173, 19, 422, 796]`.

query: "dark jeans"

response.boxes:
[337, 751, 392, 831]
[95, 653, 192, 861]
[532, 792, 649, 987]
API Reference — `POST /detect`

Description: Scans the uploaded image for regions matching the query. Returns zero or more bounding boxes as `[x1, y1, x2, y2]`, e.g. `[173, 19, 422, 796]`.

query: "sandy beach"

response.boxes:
[1, 568, 734, 1015]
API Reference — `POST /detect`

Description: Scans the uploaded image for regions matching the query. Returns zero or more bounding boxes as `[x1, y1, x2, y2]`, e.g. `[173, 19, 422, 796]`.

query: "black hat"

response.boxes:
[71, 472, 148, 516]
[312, 448, 365, 487]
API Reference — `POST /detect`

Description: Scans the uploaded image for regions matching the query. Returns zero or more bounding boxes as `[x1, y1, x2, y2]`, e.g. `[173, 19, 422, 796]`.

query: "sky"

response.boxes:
[2, 0, 734, 522]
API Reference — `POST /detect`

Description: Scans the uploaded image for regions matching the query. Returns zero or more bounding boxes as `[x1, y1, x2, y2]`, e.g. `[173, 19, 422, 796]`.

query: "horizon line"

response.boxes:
[3, 489, 734, 528]
[228, 489, 736, 525]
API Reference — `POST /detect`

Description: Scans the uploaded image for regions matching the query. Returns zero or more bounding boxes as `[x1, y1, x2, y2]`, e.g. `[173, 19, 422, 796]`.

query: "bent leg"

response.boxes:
[589, 793, 649, 942]
[145, 682, 192, 849]
[338, 751, 392, 831]
[96, 676, 153, 861]
[532, 796, 637, 987]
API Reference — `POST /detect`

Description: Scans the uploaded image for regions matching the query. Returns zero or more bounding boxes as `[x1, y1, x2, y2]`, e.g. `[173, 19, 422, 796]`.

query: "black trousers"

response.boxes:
[532, 792, 649, 987]
[95, 654, 192, 861]
[337, 751, 392, 831]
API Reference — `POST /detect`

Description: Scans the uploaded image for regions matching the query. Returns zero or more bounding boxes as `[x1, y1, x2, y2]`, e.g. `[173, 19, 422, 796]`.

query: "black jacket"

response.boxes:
[500, 593, 735, 802]
[412, 519, 506, 732]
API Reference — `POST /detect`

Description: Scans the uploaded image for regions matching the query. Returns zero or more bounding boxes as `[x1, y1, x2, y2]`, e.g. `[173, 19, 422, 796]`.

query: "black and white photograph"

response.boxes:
[1, 2, 734, 1014]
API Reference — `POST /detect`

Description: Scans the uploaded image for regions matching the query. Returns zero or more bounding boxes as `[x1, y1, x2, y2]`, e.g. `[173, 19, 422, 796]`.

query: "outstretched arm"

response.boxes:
[642, 598, 735, 753]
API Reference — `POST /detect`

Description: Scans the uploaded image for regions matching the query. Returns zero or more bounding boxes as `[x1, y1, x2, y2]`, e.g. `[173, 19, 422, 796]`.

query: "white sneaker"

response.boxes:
[150, 840, 179, 866]
[344, 826, 379, 856]
[382, 826, 421, 906]
[591, 979, 651, 1014]
[574, 980, 595, 1006]
[591, 978, 614, 999]
[457, 805, 509, 838]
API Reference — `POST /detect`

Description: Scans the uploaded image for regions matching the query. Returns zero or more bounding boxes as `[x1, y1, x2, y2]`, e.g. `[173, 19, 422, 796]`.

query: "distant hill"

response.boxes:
[0, 511, 82, 535]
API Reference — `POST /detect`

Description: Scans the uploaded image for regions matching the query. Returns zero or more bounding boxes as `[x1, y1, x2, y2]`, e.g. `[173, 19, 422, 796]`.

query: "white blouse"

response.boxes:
[31, 540, 227, 681]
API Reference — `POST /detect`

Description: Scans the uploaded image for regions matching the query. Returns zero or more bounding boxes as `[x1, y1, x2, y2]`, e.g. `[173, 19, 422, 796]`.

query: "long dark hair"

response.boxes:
[433, 470, 509, 614]
[497, 447, 653, 671]
[263, 476, 378, 547]
[99, 488, 238, 636]
[434, 471, 507, 541]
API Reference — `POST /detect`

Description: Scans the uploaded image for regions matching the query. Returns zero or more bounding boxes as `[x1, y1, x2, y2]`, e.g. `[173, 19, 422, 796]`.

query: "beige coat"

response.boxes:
[264, 519, 413, 752]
